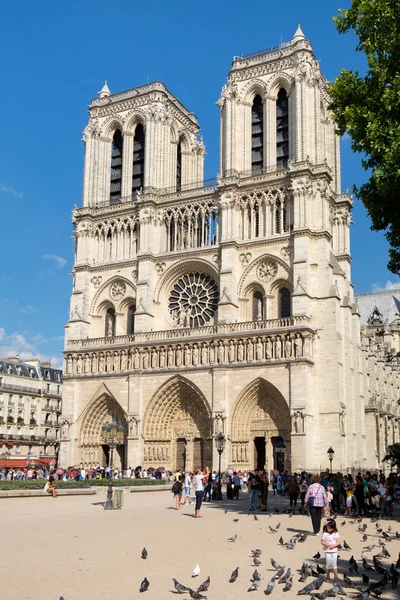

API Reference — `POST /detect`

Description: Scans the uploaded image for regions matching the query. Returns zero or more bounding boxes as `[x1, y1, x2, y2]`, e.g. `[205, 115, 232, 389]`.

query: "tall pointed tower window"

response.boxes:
[276, 89, 289, 170]
[132, 124, 145, 194]
[110, 130, 123, 204]
[176, 141, 182, 192]
[251, 95, 264, 174]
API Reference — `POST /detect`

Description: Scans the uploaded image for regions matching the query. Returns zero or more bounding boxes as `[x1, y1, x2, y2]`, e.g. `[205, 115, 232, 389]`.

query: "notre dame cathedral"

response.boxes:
[60, 26, 400, 474]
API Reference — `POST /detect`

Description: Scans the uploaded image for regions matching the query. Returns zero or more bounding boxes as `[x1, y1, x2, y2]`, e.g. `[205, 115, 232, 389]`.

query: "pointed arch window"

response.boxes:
[276, 89, 289, 170]
[127, 304, 136, 335]
[251, 95, 264, 174]
[105, 307, 116, 337]
[278, 287, 291, 318]
[132, 123, 145, 194]
[176, 141, 182, 192]
[110, 129, 123, 204]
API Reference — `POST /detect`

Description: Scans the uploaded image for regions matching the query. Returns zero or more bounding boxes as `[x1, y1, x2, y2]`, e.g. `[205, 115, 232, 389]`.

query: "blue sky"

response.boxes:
[0, 1, 398, 366]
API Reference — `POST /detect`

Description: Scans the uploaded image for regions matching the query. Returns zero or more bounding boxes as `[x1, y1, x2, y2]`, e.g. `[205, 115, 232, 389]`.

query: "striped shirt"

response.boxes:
[304, 483, 328, 507]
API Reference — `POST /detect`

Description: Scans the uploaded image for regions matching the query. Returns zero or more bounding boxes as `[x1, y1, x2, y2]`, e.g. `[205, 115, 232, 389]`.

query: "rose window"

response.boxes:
[257, 260, 278, 282]
[169, 272, 219, 327]
[110, 280, 126, 300]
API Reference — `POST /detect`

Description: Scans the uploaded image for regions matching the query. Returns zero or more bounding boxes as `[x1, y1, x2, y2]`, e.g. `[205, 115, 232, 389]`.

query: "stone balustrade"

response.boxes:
[64, 328, 314, 377]
[65, 316, 311, 350]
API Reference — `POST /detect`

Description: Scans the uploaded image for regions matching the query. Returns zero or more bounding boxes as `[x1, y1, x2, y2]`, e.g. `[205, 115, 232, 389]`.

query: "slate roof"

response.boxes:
[0, 360, 39, 379]
[355, 289, 400, 325]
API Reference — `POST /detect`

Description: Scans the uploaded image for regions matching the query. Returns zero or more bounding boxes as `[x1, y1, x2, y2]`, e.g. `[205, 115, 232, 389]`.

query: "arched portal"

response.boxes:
[142, 376, 212, 472]
[230, 378, 290, 472]
[78, 388, 128, 469]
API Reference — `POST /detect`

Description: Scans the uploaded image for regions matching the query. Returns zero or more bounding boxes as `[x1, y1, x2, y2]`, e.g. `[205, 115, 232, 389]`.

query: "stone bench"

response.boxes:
[0, 488, 96, 498]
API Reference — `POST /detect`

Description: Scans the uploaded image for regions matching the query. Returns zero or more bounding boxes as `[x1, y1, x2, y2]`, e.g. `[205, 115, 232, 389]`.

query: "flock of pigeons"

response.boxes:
[60, 509, 400, 598]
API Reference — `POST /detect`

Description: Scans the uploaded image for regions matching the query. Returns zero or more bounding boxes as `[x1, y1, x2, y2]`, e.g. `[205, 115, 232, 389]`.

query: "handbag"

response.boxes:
[308, 484, 321, 506]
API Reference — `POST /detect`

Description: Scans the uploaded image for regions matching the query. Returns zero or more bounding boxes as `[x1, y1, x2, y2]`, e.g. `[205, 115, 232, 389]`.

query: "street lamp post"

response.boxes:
[101, 422, 125, 510]
[215, 432, 226, 501]
[327, 447, 335, 473]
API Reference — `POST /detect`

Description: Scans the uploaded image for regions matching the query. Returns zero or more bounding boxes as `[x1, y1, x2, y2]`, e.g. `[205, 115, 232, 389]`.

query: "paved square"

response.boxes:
[1, 490, 399, 600]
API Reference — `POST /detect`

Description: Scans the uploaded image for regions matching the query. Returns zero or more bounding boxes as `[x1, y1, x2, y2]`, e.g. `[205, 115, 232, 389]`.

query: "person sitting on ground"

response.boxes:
[44, 477, 57, 498]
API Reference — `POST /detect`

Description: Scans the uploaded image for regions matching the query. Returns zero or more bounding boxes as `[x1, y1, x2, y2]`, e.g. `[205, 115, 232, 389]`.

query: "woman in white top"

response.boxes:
[194, 469, 204, 518]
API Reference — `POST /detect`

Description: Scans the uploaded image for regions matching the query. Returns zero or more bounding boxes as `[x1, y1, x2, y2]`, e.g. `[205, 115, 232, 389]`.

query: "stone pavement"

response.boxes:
[1, 489, 399, 600]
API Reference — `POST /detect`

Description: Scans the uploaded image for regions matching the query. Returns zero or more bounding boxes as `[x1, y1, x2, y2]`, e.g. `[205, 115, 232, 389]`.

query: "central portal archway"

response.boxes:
[78, 386, 128, 469]
[230, 378, 290, 472]
[142, 376, 212, 472]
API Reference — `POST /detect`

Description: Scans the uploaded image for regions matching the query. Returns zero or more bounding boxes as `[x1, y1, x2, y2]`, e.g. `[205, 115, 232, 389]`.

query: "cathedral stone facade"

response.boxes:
[60, 26, 400, 474]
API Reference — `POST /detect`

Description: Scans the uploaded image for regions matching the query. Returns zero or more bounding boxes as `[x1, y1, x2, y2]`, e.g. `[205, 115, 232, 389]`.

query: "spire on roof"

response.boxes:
[292, 24, 305, 42]
[98, 81, 111, 98]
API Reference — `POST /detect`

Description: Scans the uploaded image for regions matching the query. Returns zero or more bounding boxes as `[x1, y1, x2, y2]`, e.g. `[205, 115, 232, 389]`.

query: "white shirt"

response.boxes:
[194, 474, 204, 491]
[322, 531, 340, 553]
[184, 475, 191, 487]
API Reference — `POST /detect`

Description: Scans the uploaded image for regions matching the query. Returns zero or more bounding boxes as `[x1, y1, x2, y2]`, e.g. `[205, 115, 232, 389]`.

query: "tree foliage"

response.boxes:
[328, 0, 400, 273]
[383, 442, 400, 468]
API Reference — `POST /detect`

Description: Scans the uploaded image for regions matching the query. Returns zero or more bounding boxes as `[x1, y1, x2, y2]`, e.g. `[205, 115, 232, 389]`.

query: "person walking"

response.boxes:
[287, 475, 299, 513]
[248, 470, 260, 511]
[305, 475, 328, 535]
[299, 479, 308, 512]
[194, 469, 204, 518]
[260, 471, 269, 511]
[172, 475, 183, 509]
[232, 471, 241, 500]
[182, 472, 192, 505]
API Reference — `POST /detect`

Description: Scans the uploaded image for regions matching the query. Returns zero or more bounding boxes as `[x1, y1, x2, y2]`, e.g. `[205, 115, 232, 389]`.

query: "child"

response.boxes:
[321, 519, 340, 582]
[344, 484, 353, 515]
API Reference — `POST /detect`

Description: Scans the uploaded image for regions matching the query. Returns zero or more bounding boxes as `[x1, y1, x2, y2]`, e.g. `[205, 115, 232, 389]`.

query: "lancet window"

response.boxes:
[132, 124, 145, 194]
[176, 141, 182, 192]
[165, 202, 218, 251]
[252, 291, 264, 321]
[127, 304, 136, 335]
[110, 130, 123, 203]
[251, 95, 264, 174]
[276, 89, 289, 170]
[278, 287, 291, 318]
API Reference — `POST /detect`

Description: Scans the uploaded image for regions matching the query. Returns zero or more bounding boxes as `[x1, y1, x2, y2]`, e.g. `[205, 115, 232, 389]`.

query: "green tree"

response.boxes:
[328, 0, 400, 273]
[383, 443, 400, 468]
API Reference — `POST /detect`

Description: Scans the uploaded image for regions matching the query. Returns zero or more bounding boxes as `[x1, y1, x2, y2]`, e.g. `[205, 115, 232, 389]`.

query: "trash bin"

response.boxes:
[113, 489, 124, 509]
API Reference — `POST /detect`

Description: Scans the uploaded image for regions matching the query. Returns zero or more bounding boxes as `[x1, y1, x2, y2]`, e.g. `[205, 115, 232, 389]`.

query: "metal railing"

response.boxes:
[0, 382, 41, 394]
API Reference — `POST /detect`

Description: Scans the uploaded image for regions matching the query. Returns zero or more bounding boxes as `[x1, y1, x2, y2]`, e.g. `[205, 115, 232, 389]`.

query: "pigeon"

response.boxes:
[354, 590, 370, 599]
[362, 574, 370, 585]
[248, 580, 261, 592]
[382, 531, 390, 540]
[283, 577, 293, 592]
[192, 564, 200, 577]
[271, 558, 283, 570]
[252, 570, 261, 581]
[229, 567, 239, 583]
[313, 552, 321, 561]
[341, 521, 346, 526]
[197, 577, 210, 593]
[362, 534, 368, 542]
[317, 565, 326, 575]
[173, 578, 190, 594]
[286, 540, 296, 550]
[363, 545, 376, 552]
[141, 547, 147, 560]
[279, 536, 284, 545]
[387, 525, 392, 532]
[233, 518, 239, 522]
[264, 579, 275, 595]
[343, 541, 351, 550]
[253, 556, 262, 566]
[254, 514, 259, 521]
[188, 590, 207, 600]
[227, 534, 237, 542]
[139, 577, 149, 593]
[251, 549, 262, 556]
[343, 575, 356, 588]
[276, 522, 281, 529]
[280, 569, 291, 583]
[298, 578, 320, 595]
[269, 526, 278, 533]
[363, 559, 374, 572]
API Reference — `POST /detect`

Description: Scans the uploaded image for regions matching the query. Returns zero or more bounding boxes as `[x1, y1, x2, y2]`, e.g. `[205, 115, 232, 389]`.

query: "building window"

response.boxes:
[132, 124, 145, 194]
[251, 95, 264, 174]
[276, 88, 289, 170]
[176, 141, 182, 192]
[279, 287, 291, 318]
[105, 308, 116, 337]
[110, 129, 123, 203]
[127, 304, 136, 335]
[252, 291, 264, 321]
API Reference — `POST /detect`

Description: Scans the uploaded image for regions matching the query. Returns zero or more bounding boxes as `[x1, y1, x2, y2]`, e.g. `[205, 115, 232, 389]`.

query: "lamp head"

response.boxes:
[215, 432, 226, 454]
[327, 447, 335, 460]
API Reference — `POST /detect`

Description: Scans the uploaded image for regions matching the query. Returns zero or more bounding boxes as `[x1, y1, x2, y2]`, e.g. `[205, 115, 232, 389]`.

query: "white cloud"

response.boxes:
[42, 254, 67, 268]
[0, 329, 62, 368]
[20, 305, 38, 314]
[0, 183, 23, 198]
[371, 280, 400, 292]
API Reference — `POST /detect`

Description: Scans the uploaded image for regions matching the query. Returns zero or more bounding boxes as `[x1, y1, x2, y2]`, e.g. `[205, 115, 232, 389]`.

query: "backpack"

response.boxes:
[172, 481, 181, 494]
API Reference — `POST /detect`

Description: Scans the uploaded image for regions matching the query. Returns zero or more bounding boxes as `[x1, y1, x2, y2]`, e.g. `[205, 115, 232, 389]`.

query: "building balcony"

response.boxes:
[0, 382, 41, 395]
